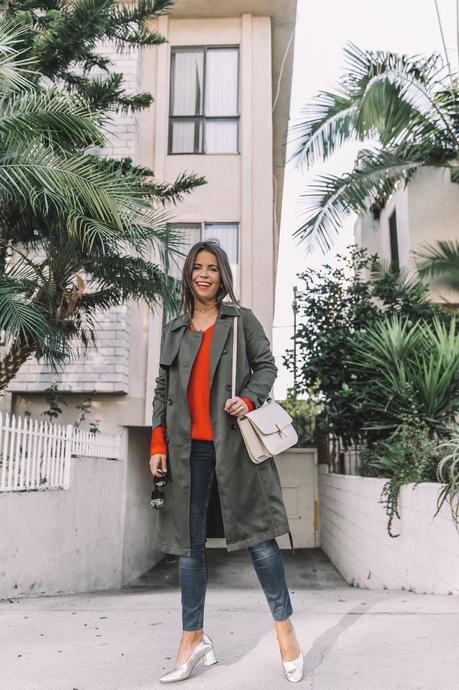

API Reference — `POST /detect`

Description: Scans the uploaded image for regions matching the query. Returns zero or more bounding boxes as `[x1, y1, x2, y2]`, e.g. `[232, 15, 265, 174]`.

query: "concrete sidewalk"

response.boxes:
[1, 548, 459, 690]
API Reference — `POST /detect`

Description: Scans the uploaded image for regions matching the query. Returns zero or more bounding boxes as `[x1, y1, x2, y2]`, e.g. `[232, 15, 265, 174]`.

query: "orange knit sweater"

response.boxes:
[150, 322, 254, 456]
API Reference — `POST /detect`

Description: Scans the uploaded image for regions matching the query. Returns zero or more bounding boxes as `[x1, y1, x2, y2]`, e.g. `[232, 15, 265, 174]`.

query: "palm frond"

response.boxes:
[288, 91, 359, 169]
[295, 150, 422, 251]
[0, 88, 106, 149]
[0, 140, 155, 230]
[342, 42, 442, 93]
[0, 275, 52, 342]
[86, 254, 181, 313]
[107, 0, 173, 47]
[414, 240, 459, 291]
[0, 19, 37, 91]
[288, 41, 452, 172]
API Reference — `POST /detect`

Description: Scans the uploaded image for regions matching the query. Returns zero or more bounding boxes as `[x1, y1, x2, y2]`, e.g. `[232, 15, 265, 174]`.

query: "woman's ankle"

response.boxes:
[181, 629, 204, 643]
[275, 618, 293, 634]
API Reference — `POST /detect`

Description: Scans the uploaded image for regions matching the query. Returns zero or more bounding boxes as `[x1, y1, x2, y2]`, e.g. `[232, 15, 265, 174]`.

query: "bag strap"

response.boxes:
[231, 311, 274, 402]
[231, 313, 238, 399]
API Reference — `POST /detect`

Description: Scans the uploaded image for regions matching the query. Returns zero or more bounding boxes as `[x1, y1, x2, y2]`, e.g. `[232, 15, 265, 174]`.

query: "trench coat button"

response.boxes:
[222, 348, 228, 354]
[167, 398, 173, 405]
[226, 384, 231, 391]
[231, 423, 236, 430]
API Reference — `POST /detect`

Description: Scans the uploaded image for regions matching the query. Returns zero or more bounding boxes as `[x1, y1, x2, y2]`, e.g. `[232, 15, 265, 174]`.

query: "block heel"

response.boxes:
[203, 648, 218, 666]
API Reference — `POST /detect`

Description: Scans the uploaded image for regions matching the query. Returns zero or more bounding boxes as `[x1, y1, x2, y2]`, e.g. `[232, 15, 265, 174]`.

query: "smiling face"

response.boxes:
[191, 250, 221, 305]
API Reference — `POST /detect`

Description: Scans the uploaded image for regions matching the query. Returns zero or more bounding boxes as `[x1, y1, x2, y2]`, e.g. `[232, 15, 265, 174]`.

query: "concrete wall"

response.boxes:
[318, 464, 459, 594]
[121, 428, 162, 584]
[0, 429, 161, 599]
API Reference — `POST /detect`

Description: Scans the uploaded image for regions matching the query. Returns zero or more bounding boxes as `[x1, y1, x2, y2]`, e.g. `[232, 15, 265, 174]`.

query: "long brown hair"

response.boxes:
[180, 239, 240, 321]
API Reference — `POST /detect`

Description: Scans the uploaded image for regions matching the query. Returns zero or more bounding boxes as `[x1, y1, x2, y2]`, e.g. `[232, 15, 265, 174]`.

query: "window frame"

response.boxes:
[166, 221, 240, 284]
[168, 45, 240, 156]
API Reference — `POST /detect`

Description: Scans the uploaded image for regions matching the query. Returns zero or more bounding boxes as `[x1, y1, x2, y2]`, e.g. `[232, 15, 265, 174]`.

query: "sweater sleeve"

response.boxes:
[150, 425, 168, 456]
[240, 396, 255, 412]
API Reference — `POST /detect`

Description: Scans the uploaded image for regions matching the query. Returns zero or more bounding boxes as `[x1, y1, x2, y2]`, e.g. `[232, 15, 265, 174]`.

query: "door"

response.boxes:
[275, 447, 318, 549]
[207, 447, 318, 549]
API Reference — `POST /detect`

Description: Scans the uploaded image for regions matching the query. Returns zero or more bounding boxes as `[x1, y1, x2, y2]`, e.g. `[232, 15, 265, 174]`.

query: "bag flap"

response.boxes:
[244, 400, 293, 435]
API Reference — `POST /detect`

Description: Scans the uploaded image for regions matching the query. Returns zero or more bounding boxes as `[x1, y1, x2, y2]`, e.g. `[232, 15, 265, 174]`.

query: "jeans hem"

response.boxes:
[271, 604, 294, 622]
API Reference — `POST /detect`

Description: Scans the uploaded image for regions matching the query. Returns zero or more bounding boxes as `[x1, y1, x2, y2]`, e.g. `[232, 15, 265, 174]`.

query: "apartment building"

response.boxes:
[354, 166, 459, 304]
[3, 2, 297, 575]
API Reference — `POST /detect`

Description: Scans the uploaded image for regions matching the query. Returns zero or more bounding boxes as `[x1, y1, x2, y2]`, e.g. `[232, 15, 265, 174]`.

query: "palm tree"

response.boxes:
[414, 240, 459, 294]
[0, 22, 203, 389]
[288, 42, 459, 252]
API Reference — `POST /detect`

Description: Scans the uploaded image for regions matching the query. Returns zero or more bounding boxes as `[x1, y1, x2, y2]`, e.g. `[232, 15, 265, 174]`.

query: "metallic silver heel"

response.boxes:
[159, 632, 218, 683]
[203, 647, 218, 666]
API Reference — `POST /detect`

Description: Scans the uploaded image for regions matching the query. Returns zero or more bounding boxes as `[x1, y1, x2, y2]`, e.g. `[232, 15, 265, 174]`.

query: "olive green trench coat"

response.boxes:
[151, 301, 290, 556]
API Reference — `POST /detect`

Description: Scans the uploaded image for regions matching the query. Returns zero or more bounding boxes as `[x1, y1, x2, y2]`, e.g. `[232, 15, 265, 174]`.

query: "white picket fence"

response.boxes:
[71, 426, 121, 461]
[0, 412, 123, 492]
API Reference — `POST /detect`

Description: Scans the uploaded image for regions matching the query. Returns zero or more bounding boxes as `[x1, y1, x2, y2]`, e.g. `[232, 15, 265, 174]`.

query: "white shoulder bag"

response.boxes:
[232, 314, 298, 463]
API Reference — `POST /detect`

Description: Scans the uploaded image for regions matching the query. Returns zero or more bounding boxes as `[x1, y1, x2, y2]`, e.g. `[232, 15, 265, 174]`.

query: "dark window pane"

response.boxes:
[388, 210, 399, 268]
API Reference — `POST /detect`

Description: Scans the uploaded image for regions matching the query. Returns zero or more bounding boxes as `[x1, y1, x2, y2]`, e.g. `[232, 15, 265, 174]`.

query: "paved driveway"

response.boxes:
[1, 549, 458, 689]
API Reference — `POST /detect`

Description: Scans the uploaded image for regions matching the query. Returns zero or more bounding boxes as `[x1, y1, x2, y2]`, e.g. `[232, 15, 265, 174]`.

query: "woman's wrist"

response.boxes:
[150, 425, 168, 456]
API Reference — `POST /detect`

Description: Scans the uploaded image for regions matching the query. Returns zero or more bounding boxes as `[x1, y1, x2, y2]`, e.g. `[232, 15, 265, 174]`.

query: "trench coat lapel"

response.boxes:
[169, 302, 239, 392]
[209, 319, 230, 392]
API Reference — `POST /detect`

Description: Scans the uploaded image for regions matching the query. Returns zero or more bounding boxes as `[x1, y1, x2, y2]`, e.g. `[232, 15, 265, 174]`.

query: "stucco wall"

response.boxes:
[318, 464, 459, 594]
[0, 429, 162, 599]
[354, 166, 459, 304]
[121, 428, 161, 584]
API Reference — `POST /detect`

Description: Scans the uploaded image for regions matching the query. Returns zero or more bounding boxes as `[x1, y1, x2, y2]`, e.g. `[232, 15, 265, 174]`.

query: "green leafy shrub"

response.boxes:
[283, 245, 445, 448]
[349, 315, 459, 437]
[277, 386, 321, 448]
[349, 316, 459, 535]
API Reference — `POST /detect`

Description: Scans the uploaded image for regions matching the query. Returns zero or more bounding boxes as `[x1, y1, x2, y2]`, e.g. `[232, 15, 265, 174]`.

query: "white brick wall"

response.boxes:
[9, 43, 140, 394]
[94, 40, 140, 161]
[9, 304, 131, 393]
[318, 464, 459, 594]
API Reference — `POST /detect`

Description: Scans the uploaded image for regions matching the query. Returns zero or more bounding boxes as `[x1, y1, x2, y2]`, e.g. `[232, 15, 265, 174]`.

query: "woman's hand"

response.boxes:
[150, 453, 167, 478]
[224, 396, 249, 417]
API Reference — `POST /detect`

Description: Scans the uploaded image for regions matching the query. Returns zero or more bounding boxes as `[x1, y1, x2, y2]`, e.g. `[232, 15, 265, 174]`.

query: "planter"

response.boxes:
[318, 464, 459, 594]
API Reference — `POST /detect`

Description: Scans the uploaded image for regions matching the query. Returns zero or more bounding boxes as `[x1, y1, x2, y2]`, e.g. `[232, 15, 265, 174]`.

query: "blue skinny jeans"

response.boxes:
[178, 439, 293, 631]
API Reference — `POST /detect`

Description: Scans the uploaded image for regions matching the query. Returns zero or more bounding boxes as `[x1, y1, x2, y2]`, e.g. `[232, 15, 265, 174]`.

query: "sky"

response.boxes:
[273, 0, 458, 399]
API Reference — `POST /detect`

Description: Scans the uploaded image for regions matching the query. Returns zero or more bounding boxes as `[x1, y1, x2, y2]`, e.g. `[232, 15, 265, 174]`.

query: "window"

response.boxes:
[169, 47, 239, 154]
[388, 210, 399, 268]
[166, 223, 240, 294]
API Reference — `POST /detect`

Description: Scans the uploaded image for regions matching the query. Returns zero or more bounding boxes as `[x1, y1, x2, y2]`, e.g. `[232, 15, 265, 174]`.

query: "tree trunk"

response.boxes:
[0, 340, 33, 391]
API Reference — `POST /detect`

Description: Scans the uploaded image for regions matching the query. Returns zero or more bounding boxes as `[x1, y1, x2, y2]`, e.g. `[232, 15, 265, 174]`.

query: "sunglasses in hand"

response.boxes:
[150, 468, 169, 509]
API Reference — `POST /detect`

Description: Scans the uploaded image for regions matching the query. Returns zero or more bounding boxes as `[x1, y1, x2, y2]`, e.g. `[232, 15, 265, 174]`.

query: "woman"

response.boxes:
[150, 239, 303, 684]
